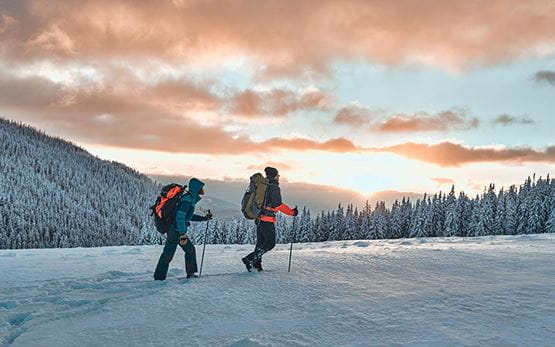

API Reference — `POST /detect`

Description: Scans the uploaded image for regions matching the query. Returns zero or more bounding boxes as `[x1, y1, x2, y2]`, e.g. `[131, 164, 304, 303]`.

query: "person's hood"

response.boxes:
[188, 178, 205, 202]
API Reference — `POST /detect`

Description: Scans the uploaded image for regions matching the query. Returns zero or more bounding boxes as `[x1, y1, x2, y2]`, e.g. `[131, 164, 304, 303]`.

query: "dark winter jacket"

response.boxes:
[259, 178, 295, 223]
[175, 178, 207, 234]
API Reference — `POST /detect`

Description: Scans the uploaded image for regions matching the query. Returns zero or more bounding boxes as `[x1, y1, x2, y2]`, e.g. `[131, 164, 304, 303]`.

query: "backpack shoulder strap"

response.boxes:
[179, 190, 193, 203]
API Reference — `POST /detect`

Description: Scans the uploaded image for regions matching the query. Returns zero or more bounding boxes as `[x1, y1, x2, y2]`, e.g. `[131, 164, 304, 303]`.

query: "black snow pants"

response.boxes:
[245, 220, 276, 266]
[154, 228, 198, 280]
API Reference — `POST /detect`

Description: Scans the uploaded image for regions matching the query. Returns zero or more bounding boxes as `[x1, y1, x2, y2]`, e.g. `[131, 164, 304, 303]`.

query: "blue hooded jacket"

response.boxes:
[175, 178, 207, 234]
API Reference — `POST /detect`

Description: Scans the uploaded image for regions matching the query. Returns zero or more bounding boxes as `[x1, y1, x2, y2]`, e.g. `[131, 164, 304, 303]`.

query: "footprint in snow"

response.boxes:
[0, 301, 17, 310]
[229, 338, 265, 347]
[7, 312, 32, 327]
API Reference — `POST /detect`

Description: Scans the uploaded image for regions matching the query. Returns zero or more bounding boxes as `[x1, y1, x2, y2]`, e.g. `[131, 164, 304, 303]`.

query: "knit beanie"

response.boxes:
[264, 166, 279, 179]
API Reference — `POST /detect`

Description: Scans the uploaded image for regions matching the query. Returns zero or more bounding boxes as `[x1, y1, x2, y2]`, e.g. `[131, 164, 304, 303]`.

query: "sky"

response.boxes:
[1, 0, 555, 197]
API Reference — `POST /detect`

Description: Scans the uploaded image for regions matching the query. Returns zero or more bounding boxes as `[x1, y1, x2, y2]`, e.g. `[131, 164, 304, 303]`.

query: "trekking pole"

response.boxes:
[288, 224, 296, 273]
[199, 210, 211, 277]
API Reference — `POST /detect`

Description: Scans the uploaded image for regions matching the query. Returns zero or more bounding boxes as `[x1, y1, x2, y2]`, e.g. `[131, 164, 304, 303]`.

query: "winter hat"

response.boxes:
[264, 166, 279, 179]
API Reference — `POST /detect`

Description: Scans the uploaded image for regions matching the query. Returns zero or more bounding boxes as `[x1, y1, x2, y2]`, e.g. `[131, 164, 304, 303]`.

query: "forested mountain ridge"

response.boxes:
[0, 118, 160, 249]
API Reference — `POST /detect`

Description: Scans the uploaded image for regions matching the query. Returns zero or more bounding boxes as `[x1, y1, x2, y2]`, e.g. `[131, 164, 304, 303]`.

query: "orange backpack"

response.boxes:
[150, 183, 186, 234]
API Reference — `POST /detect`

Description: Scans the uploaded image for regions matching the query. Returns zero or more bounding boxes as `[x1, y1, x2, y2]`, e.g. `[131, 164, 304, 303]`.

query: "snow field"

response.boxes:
[1, 234, 554, 346]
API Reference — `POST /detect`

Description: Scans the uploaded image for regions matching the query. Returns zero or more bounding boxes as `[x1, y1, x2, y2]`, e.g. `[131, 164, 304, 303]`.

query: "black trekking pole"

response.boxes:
[199, 210, 211, 277]
[288, 224, 296, 273]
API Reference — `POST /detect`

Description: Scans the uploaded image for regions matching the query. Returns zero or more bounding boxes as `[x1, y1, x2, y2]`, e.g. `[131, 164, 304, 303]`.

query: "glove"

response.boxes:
[292, 206, 298, 217]
[179, 233, 189, 246]
[205, 210, 213, 220]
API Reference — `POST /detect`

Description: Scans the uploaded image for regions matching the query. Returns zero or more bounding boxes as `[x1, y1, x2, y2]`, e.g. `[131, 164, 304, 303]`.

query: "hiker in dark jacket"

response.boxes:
[242, 167, 298, 271]
[154, 178, 212, 280]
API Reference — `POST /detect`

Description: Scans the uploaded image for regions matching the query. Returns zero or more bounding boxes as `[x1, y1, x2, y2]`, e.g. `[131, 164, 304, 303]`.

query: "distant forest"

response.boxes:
[1, 118, 554, 249]
[186, 176, 555, 245]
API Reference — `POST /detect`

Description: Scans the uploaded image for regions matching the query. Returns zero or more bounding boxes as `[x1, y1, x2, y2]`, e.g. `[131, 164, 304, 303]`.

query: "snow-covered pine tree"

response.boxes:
[503, 185, 519, 235]
[468, 196, 484, 237]
[495, 188, 507, 235]
[352, 206, 364, 240]
[389, 200, 404, 239]
[344, 204, 357, 240]
[273, 213, 296, 244]
[323, 211, 335, 242]
[312, 213, 322, 242]
[516, 177, 533, 234]
[443, 186, 458, 237]
[480, 184, 497, 235]
[400, 197, 413, 238]
[312, 211, 327, 242]
[525, 180, 544, 234]
[242, 218, 256, 244]
[409, 199, 426, 238]
[297, 207, 313, 243]
[227, 219, 242, 244]
[423, 196, 435, 237]
[328, 204, 345, 240]
[372, 201, 390, 239]
[546, 207, 555, 233]
[359, 201, 371, 239]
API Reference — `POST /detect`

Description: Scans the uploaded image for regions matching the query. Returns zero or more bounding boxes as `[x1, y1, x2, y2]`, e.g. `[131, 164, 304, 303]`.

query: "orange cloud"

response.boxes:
[377, 111, 479, 132]
[2, 1, 555, 76]
[376, 142, 555, 167]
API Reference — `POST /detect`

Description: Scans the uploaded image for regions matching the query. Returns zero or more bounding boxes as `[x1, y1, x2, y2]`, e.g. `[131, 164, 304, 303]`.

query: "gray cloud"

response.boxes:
[229, 88, 331, 117]
[534, 70, 555, 85]
[493, 114, 534, 126]
[333, 105, 376, 126]
[334, 107, 480, 133]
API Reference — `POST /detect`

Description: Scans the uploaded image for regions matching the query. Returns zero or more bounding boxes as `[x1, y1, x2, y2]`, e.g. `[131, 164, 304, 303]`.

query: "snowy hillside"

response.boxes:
[0, 118, 160, 248]
[1, 235, 554, 346]
[0, 119, 240, 249]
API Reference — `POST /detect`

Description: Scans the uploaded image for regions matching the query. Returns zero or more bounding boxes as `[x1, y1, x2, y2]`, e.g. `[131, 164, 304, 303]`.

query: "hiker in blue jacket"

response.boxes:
[154, 178, 212, 280]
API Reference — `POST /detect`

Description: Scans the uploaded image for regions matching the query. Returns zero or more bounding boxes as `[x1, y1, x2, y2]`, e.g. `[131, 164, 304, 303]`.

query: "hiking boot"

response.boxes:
[186, 273, 198, 278]
[241, 257, 253, 272]
[253, 262, 263, 272]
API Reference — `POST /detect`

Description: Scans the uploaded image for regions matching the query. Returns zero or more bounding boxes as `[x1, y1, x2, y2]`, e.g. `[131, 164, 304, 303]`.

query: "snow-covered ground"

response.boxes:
[1, 235, 554, 346]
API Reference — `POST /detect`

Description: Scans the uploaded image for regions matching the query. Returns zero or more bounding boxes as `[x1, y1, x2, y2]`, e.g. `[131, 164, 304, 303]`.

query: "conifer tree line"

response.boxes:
[185, 175, 555, 245]
[1, 118, 554, 249]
